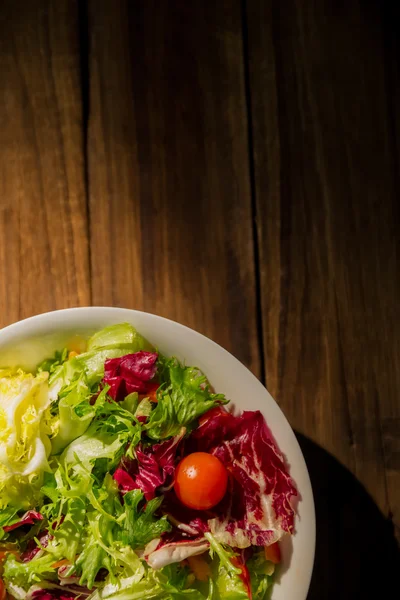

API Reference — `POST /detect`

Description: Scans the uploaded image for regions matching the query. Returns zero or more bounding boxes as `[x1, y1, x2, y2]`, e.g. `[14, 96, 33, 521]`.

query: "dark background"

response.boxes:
[0, 1, 399, 597]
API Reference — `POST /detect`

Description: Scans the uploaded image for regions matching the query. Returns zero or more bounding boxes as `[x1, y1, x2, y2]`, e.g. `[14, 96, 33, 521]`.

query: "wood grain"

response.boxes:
[0, 0, 90, 328]
[87, 0, 260, 375]
[246, 0, 400, 595]
[380, 0, 400, 544]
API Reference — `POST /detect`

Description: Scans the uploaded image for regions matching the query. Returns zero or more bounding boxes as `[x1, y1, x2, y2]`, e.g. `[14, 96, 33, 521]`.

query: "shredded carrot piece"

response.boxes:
[0, 550, 19, 561]
[51, 558, 70, 569]
[187, 555, 211, 582]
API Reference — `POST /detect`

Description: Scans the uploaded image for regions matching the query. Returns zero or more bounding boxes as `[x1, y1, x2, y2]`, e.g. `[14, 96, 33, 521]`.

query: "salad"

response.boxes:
[0, 323, 297, 600]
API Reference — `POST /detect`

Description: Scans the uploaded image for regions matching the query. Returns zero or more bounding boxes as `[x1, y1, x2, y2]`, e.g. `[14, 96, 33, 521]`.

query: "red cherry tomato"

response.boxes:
[174, 452, 228, 510]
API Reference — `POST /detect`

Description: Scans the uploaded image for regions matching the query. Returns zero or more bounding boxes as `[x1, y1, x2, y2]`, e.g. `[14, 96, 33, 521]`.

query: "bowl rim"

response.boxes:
[0, 307, 316, 598]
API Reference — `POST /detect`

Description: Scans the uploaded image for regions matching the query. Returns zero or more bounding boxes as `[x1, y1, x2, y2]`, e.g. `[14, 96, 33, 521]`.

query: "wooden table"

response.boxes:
[0, 1, 399, 597]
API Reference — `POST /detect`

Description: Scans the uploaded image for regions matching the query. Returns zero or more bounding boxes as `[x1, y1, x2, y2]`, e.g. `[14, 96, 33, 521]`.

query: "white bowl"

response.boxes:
[0, 307, 315, 600]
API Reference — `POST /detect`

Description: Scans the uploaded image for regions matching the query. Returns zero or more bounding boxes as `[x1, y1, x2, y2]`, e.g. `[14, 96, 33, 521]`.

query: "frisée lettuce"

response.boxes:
[0, 370, 51, 512]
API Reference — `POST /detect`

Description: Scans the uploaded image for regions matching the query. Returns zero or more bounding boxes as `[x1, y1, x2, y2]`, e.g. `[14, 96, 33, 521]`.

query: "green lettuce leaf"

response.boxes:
[0, 507, 18, 540]
[247, 550, 275, 600]
[52, 497, 86, 562]
[39, 461, 93, 566]
[37, 348, 69, 375]
[135, 398, 152, 419]
[74, 473, 124, 588]
[3, 553, 56, 588]
[61, 391, 141, 472]
[76, 513, 144, 589]
[50, 373, 95, 454]
[86, 574, 161, 600]
[120, 392, 139, 415]
[146, 359, 227, 440]
[121, 490, 171, 549]
[85, 563, 208, 600]
[61, 429, 126, 473]
[75, 521, 108, 589]
[73, 483, 170, 589]
[87, 323, 153, 353]
[156, 563, 206, 600]
[205, 533, 248, 600]
[0, 507, 18, 527]
[0, 370, 51, 511]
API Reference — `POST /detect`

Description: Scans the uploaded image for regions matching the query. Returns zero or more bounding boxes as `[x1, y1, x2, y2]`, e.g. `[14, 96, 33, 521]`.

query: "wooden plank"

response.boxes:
[0, 0, 90, 329]
[87, 0, 260, 375]
[246, 0, 400, 596]
[380, 0, 400, 545]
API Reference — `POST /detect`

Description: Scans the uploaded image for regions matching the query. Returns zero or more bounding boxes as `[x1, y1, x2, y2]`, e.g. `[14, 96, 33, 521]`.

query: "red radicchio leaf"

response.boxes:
[144, 535, 210, 569]
[186, 410, 297, 548]
[113, 468, 138, 493]
[162, 492, 211, 536]
[21, 530, 52, 562]
[4, 510, 43, 532]
[137, 415, 148, 423]
[114, 429, 185, 500]
[103, 351, 158, 401]
[32, 592, 76, 600]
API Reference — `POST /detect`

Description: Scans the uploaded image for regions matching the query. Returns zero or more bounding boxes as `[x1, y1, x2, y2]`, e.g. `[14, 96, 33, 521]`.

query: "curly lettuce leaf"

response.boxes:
[3, 552, 56, 588]
[75, 521, 108, 590]
[0, 370, 51, 511]
[50, 373, 95, 455]
[75, 477, 152, 589]
[61, 429, 123, 469]
[146, 359, 227, 440]
[205, 533, 249, 600]
[0, 507, 18, 530]
[85, 562, 207, 600]
[36, 348, 69, 376]
[121, 490, 171, 549]
[60, 388, 141, 472]
[33, 405, 145, 588]
[247, 550, 275, 600]
[74, 476, 124, 589]
[52, 497, 86, 562]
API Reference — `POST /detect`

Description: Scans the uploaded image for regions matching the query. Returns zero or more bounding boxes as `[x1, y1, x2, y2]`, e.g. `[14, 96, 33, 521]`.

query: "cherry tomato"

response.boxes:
[174, 452, 228, 510]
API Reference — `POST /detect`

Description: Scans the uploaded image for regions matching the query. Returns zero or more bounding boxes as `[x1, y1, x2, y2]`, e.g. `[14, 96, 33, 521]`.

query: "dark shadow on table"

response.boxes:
[295, 433, 399, 600]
